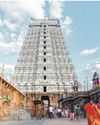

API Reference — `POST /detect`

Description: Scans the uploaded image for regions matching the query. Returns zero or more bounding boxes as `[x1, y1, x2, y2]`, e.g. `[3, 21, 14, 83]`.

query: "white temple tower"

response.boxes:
[12, 19, 76, 106]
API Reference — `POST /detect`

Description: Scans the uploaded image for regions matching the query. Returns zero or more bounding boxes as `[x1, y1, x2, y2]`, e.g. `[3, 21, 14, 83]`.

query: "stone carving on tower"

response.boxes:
[12, 19, 77, 94]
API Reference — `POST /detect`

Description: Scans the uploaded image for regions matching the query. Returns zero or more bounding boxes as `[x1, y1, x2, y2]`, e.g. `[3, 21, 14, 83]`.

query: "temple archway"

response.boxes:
[41, 96, 50, 107]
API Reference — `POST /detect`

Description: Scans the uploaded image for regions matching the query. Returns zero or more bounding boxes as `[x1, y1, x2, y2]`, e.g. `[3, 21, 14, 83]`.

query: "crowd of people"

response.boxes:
[44, 104, 83, 120]
[33, 99, 100, 125]
[44, 100, 100, 125]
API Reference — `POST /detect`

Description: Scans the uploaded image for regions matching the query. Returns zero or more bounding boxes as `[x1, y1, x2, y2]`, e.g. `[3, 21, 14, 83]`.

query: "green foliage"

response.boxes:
[4, 95, 8, 103]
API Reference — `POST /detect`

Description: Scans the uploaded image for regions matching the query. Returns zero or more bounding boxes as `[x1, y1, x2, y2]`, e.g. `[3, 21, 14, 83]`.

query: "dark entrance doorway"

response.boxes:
[41, 96, 50, 108]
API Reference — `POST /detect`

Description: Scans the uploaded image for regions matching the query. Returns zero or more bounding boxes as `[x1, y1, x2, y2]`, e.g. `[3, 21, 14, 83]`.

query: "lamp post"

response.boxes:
[86, 76, 89, 91]
[83, 81, 85, 91]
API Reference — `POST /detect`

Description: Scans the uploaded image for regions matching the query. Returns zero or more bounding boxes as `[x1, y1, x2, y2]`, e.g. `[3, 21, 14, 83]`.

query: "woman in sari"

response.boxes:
[94, 103, 100, 124]
[95, 103, 100, 116]
[84, 101, 100, 125]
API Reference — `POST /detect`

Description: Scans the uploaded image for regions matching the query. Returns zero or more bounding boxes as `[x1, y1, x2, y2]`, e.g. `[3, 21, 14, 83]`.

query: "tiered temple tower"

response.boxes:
[12, 19, 77, 107]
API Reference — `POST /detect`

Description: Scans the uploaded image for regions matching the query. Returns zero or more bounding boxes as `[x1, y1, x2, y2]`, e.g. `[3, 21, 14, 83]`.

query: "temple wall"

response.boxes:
[0, 75, 25, 119]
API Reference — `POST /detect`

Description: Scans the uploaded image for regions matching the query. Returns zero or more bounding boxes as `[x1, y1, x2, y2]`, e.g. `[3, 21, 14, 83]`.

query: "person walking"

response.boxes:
[61, 108, 65, 118]
[70, 104, 74, 120]
[58, 107, 61, 118]
[75, 104, 80, 120]
[49, 106, 53, 118]
[65, 108, 68, 118]
[54, 107, 58, 118]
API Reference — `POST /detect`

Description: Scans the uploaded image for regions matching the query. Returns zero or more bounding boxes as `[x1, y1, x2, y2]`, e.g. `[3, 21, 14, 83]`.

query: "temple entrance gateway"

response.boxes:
[41, 96, 50, 108]
[12, 19, 77, 111]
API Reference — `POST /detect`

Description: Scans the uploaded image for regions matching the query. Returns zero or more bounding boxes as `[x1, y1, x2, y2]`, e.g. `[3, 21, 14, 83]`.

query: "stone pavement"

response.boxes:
[0, 118, 87, 125]
[44, 118, 87, 125]
[0, 120, 43, 125]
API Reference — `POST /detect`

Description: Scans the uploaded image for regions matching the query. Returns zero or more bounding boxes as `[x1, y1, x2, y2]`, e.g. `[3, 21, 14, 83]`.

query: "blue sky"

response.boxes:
[0, 0, 100, 90]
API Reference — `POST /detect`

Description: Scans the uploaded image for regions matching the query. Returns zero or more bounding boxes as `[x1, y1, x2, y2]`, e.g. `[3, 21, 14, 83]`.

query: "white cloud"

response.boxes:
[3, 19, 17, 31]
[0, 32, 4, 41]
[49, 1, 64, 19]
[0, 32, 23, 54]
[0, 0, 46, 20]
[0, 18, 18, 31]
[0, 19, 3, 27]
[81, 48, 98, 56]
[63, 16, 72, 25]
[0, 63, 14, 80]
[95, 64, 100, 69]
[0, 23, 25, 54]
[0, 63, 14, 73]
[49, 1, 73, 36]
[62, 16, 73, 36]
[11, 33, 17, 40]
[5, 64, 14, 73]
[0, 40, 23, 54]
[84, 58, 100, 75]
[81, 59, 100, 90]
[17, 29, 26, 43]
[19, 0, 45, 18]
[10, 11, 24, 22]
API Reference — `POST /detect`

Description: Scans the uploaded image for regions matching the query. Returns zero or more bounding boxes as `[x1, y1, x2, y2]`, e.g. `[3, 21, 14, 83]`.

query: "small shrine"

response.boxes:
[92, 72, 100, 87]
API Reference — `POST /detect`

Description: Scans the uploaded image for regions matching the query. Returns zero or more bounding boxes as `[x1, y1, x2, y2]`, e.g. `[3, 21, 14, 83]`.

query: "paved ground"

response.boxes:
[0, 118, 87, 125]
[44, 118, 87, 125]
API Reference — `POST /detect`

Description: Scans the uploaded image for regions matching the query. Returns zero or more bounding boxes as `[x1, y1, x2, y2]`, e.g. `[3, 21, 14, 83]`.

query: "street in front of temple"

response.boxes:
[0, 118, 87, 125]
